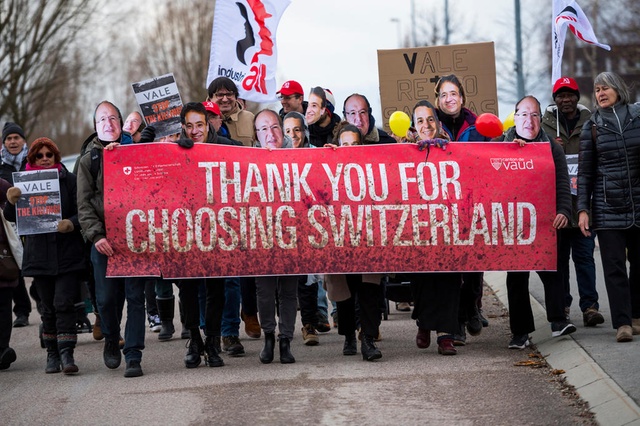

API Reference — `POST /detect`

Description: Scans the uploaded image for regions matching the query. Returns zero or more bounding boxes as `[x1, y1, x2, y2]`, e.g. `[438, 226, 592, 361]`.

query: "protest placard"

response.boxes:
[104, 142, 557, 278]
[131, 73, 183, 139]
[12, 169, 61, 235]
[377, 42, 498, 134]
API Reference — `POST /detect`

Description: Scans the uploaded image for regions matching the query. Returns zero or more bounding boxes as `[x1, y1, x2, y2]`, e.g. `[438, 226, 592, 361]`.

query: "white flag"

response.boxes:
[552, 0, 611, 83]
[207, 0, 291, 103]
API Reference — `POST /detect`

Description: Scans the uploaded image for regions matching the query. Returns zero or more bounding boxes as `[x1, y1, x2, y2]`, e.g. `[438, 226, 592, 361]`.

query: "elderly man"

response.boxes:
[77, 101, 145, 378]
[495, 95, 576, 349]
[541, 77, 604, 328]
[207, 77, 255, 146]
[343, 94, 396, 144]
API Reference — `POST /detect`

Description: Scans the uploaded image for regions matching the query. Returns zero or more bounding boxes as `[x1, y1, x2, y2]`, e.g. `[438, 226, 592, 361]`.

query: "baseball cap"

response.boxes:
[202, 101, 221, 116]
[277, 80, 304, 97]
[553, 77, 580, 100]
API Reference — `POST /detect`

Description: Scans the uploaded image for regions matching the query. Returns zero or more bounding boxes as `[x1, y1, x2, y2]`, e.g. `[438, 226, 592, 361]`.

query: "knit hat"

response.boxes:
[277, 80, 304, 97]
[2, 122, 26, 144]
[553, 77, 580, 100]
[27, 137, 61, 165]
[324, 89, 336, 114]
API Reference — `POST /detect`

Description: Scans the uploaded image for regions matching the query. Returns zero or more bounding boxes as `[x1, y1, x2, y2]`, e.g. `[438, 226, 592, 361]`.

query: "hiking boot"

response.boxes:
[103, 338, 121, 369]
[616, 325, 633, 342]
[343, 333, 357, 356]
[92, 314, 104, 340]
[508, 334, 530, 349]
[316, 312, 331, 333]
[302, 324, 319, 346]
[583, 307, 605, 327]
[551, 321, 576, 337]
[124, 360, 143, 377]
[241, 311, 261, 339]
[361, 334, 382, 361]
[222, 336, 245, 357]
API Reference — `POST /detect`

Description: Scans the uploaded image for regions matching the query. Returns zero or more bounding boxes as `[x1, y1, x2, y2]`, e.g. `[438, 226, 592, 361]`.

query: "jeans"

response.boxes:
[313, 275, 329, 316]
[91, 246, 146, 362]
[222, 278, 241, 336]
[558, 228, 599, 312]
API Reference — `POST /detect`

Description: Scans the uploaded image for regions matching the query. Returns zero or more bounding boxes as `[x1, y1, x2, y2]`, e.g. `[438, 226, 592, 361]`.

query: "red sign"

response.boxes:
[104, 142, 558, 278]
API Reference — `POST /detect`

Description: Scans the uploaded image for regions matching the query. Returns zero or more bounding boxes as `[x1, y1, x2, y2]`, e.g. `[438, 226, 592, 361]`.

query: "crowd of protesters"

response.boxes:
[1, 70, 638, 377]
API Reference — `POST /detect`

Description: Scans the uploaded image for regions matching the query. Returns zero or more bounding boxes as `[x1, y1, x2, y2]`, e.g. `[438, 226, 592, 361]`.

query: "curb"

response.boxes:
[485, 272, 640, 426]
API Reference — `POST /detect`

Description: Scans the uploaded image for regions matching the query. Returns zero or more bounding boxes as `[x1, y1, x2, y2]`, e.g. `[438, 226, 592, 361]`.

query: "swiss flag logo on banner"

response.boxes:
[207, 0, 291, 103]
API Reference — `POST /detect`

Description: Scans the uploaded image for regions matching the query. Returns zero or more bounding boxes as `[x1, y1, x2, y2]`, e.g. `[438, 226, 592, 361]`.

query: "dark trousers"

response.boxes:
[298, 276, 318, 326]
[12, 275, 31, 317]
[558, 228, 599, 312]
[34, 273, 81, 335]
[179, 278, 225, 337]
[459, 272, 484, 322]
[506, 271, 566, 335]
[0, 287, 15, 348]
[336, 274, 381, 338]
[597, 228, 640, 329]
[240, 277, 257, 316]
[144, 279, 158, 317]
[410, 273, 461, 335]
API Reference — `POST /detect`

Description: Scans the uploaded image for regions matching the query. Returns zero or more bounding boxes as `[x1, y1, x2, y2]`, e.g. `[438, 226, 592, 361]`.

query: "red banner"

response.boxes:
[104, 142, 557, 278]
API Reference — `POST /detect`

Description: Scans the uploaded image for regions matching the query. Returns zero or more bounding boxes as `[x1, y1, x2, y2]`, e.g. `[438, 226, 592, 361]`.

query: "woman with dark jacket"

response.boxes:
[577, 72, 640, 342]
[4, 138, 85, 374]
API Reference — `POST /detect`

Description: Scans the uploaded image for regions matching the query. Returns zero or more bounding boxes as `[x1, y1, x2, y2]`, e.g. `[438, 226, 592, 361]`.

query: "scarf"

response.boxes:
[1, 144, 28, 171]
[25, 163, 63, 172]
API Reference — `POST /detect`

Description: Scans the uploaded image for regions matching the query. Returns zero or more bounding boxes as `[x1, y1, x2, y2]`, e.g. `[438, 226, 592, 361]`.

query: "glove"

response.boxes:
[138, 125, 156, 143]
[417, 138, 448, 151]
[6, 187, 21, 205]
[57, 219, 74, 233]
[175, 138, 194, 149]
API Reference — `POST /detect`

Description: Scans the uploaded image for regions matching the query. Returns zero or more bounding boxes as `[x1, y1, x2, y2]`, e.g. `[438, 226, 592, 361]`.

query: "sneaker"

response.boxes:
[222, 336, 245, 357]
[148, 315, 162, 332]
[124, 360, 143, 377]
[103, 339, 122, 369]
[551, 321, 576, 337]
[301, 324, 319, 346]
[12, 315, 28, 328]
[508, 334, 530, 349]
[583, 307, 605, 327]
[395, 302, 411, 312]
[316, 312, 331, 333]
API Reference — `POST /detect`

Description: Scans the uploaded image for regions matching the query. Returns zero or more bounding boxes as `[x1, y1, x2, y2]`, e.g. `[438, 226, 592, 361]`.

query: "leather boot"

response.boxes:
[204, 336, 224, 367]
[60, 347, 79, 374]
[343, 332, 357, 356]
[156, 296, 175, 342]
[278, 337, 295, 364]
[184, 329, 204, 368]
[43, 334, 61, 374]
[361, 334, 382, 361]
[259, 332, 275, 364]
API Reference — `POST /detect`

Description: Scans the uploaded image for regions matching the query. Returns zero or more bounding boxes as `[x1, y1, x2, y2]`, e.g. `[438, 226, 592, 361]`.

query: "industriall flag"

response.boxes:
[552, 0, 610, 83]
[206, 0, 291, 103]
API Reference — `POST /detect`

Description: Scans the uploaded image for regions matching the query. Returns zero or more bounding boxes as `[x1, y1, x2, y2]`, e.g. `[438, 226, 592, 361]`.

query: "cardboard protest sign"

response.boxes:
[104, 142, 557, 278]
[131, 73, 183, 139]
[12, 170, 61, 235]
[378, 42, 498, 134]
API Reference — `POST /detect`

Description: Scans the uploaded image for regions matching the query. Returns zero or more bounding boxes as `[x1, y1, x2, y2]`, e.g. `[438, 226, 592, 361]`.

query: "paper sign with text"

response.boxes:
[104, 142, 557, 278]
[131, 73, 183, 139]
[12, 169, 61, 235]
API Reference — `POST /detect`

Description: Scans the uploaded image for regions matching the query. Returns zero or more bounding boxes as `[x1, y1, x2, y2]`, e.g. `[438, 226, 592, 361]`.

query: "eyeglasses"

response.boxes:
[256, 124, 282, 134]
[514, 112, 541, 119]
[214, 92, 235, 100]
[36, 152, 54, 159]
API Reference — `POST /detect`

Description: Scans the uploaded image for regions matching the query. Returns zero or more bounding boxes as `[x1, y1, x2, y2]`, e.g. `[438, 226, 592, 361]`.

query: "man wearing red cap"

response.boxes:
[542, 77, 605, 328]
[277, 80, 306, 120]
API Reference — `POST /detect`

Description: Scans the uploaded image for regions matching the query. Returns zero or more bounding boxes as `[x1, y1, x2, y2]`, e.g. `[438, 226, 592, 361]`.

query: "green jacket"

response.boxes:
[77, 136, 106, 244]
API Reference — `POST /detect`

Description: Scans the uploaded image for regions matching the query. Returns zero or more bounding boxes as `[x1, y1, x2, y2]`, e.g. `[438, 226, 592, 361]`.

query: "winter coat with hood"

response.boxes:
[309, 112, 341, 148]
[437, 107, 489, 142]
[3, 166, 85, 276]
[577, 102, 640, 230]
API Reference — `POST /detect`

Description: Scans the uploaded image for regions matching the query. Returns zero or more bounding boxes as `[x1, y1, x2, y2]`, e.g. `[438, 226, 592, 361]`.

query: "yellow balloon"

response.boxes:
[389, 111, 411, 138]
[503, 111, 515, 130]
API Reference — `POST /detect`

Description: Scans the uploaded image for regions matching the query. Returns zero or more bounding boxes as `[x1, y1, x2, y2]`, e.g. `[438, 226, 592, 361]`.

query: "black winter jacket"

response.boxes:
[577, 102, 640, 230]
[3, 166, 86, 276]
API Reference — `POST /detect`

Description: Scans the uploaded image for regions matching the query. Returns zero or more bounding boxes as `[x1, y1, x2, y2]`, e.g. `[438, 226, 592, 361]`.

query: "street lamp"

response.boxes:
[390, 18, 401, 48]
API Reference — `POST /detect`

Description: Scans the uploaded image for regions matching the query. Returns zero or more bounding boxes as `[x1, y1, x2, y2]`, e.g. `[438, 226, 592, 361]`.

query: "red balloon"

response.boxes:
[475, 113, 504, 138]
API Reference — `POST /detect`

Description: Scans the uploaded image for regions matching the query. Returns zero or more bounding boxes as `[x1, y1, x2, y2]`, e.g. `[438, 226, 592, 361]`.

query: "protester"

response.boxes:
[0, 178, 20, 370]
[343, 94, 396, 144]
[253, 109, 297, 364]
[123, 111, 146, 143]
[330, 122, 362, 147]
[577, 71, 640, 342]
[277, 80, 306, 120]
[305, 87, 340, 147]
[77, 100, 145, 377]
[283, 111, 310, 148]
[542, 76, 604, 327]
[207, 77, 255, 146]
[4, 138, 85, 374]
[434, 74, 490, 345]
[495, 95, 576, 349]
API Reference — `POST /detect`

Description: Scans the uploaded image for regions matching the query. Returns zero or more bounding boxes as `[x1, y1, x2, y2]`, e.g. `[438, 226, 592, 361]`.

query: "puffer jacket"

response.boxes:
[577, 102, 640, 230]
